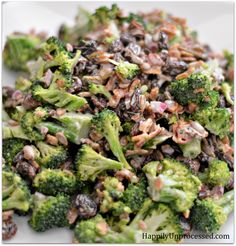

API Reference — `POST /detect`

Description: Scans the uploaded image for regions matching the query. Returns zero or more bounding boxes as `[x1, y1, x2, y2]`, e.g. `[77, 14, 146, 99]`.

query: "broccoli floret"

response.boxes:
[74, 214, 136, 243]
[221, 82, 234, 105]
[129, 199, 184, 243]
[90, 4, 121, 26]
[33, 169, 77, 196]
[75, 145, 123, 181]
[92, 109, 132, 170]
[37, 112, 92, 144]
[2, 138, 26, 166]
[2, 170, 32, 212]
[143, 159, 201, 212]
[99, 177, 131, 220]
[15, 76, 32, 91]
[31, 83, 87, 111]
[191, 190, 234, 233]
[179, 138, 202, 159]
[200, 90, 219, 109]
[193, 107, 230, 138]
[20, 107, 50, 141]
[29, 193, 70, 232]
[7, 106, 26, 122]
[223, 50, 234, 69]
[88, 83, 112, 99]
[35, 141, 68, 169]
[75, 199, 184, 243]
[3, 33, 42, 71]
[114, 61, 139, 79]
[170, 72, 211, 106]
[198, 159, 231, 187]
[122, 175, 148, 213]
[42, 36, 81, 74]
[3, 122, 29, 140]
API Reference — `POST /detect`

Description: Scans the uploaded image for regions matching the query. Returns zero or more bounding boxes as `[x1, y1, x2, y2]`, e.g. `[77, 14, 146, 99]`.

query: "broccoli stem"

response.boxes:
[106, 127, 131, 169]
[37, 122, 78, 144]
[216, 190, 234, 215]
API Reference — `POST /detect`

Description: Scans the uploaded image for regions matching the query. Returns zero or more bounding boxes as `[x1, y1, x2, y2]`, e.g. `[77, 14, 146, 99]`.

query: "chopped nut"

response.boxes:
[46, 134, 58, 146]
[56, 132, 68, 146]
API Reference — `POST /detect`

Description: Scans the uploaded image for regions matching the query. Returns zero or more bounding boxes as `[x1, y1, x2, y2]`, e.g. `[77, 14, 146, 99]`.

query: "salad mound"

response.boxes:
[2, 4, 234, 243]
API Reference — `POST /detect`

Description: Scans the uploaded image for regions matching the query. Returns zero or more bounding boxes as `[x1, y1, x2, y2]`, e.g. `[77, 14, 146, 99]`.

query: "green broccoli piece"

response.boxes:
[2, 170, 32, 212]
[35, 141, 68, 169]
[129, 199, 184, 243]
[193, 107, 230, 138]
[7, 106, 26, 122]
[29, 193, 70, 232]
[74, 214, 137, 243]
[88, 83, 112, 99]
[122, 175, 148, 213]
[2, 138, 26, 166]
[221, 82, 234, 105]
[170, 72, 211, 106]
[198, 159, 231, 187]
[99, 177, 131, 220]
[42, 36, 81, 74]
[75, 199, 184, 243]
[223, 50, 234, 69]
[15, 76, 32, 91]
[200, 90, 220, 109]
[3, 122, 29, 140]
[31, 83, 87, 111]
[33, 169, 77, 196]
[143, 159, 202, 212]
[191, 190, 234, 233]
[75, 145, 123, 181]
[92, 109, 132, 170]
[114, 61, 139, 79]
[37, 112, 92, 144]
[179, 138, 202, 159]
[20, 107, 50, 141]
[3, 33, 42, 71]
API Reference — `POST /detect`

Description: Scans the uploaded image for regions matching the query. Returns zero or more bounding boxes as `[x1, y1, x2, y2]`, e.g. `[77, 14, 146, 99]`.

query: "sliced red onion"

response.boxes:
[150, 101, 167, 114]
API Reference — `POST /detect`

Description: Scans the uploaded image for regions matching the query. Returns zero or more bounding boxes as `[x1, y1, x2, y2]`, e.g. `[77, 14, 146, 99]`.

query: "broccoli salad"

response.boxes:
[2, 4, 234, 243]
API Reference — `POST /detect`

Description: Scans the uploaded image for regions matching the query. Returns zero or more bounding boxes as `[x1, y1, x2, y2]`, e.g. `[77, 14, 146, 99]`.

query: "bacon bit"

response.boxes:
[181, 50, 194, 57]
[187, 103, 197, 113]
[96, 221, 109, 235]
[125, 149, 150, 157]
[56, 132, 68, 146]
[182, 56, 196, 62]
[88, 51, 113, 63]
[132, 124, 162, 148]
[138, 220, 147, 230]
[78, 92, 92, 97]
[56, 108, 66, 116]
[160, 22, 178, 38]
[143, 66, 161, 75]
[56, 79, 65, 88]
[30, 160, 40, 170]
[139, 118, 153, 133]
[149, 87, 159, 101]
[128, 79, 141, 96]
[155, 177, 163, 191]
[46, 134, 58, 146]
[105, 75, 117, 91]
[172, 120, 208, 144]
[108, 88, 127, 107]
[148, 53, 164, 66]
[183, 210, 190, 219]
[194, 88, 205, 94]
[176, 72, 189, 80]
[116, 182, 125, 192]
[43, 53, 53, 61]
[165, 100, 180, 112]
[115, 169, 138, 183]
[131, 113, 142, 122]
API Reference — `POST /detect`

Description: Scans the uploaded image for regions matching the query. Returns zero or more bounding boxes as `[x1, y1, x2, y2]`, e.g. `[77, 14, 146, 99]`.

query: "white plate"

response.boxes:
[2, 1, 234, 244]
